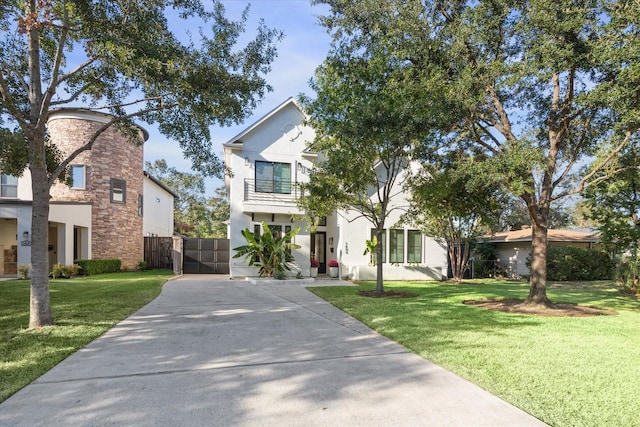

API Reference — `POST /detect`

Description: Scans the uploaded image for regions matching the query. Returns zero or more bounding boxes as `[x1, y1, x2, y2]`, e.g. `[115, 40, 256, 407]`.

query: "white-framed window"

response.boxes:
[0, 174, 18, 198]
[70, 165, 86, 189]
[110, 178, 126, 203]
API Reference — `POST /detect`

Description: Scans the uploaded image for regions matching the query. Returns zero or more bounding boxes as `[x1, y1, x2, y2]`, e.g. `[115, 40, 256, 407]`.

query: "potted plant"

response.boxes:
[310, 258, 319, 278]
[328, 259, 339, 278]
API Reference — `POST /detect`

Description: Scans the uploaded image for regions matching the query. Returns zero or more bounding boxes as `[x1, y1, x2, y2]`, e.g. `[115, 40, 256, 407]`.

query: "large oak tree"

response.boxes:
[313, 0, 640, 305]
[0, 0, 281, 327]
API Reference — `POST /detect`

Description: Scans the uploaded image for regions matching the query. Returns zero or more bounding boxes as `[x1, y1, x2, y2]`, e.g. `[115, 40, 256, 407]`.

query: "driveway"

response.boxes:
[0, 275, 547, 426]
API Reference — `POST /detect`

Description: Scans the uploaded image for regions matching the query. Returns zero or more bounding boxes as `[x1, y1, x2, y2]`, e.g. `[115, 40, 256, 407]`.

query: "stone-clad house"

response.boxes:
[0, 109, 175, 276]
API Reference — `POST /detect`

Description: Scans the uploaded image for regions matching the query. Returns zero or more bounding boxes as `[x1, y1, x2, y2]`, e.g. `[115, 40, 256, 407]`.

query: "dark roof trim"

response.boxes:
[143, 171, 179, 198]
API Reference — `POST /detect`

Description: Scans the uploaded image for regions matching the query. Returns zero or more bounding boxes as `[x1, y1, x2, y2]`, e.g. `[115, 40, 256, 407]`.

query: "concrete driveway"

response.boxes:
[0, 275, 547, 426]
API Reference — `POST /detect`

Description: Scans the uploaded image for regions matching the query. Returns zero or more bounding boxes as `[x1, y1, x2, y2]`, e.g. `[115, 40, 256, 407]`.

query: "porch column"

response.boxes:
[16, 208, 32, 274]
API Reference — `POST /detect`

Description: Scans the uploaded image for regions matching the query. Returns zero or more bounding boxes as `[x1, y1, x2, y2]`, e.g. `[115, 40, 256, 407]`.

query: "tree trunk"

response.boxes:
[449, 239, 461, 282]
[29, 164, 54, 328]
[375, 228, 384, 293]
[526, 222, 551, 306]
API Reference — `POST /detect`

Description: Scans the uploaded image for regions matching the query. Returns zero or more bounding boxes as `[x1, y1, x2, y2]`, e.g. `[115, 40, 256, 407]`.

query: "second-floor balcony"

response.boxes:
[242, 179, 305, 214]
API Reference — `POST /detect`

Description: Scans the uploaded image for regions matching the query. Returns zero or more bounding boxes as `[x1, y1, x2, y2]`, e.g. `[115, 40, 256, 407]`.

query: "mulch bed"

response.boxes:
[463, 298, 617, 317]
[358, 290, 419, 298]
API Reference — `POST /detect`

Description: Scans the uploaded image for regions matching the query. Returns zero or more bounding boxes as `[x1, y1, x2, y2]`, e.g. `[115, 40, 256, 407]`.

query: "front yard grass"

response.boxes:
[308, 280, 640, 427]
[0, 270, 172, 402]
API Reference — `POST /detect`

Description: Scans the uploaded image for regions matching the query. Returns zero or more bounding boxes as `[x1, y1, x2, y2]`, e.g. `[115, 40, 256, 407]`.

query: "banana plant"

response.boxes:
[233, 222, 301, 277]
[363, 236, 378, 266]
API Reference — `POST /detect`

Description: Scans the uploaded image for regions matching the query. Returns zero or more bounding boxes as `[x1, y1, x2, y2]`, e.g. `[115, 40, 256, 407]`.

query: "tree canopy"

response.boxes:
[1, 0, 281, 327]
[313, 0, 640, 304]
[145, 160, 229, 238]
[583, 144, 640, 254]
[405, 154, 505, 281]
[299, 32, 419, 293]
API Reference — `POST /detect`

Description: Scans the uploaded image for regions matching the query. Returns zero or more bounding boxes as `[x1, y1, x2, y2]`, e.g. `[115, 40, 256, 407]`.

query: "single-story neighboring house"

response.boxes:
[479, 227, 600, 278]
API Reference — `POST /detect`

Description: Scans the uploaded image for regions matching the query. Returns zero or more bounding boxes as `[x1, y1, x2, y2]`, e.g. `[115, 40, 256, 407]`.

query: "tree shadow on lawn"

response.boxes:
[357, 280, 628, 317]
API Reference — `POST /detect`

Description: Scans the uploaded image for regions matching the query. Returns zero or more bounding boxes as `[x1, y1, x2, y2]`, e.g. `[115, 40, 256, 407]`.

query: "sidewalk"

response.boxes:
[0, 275, 547, 426]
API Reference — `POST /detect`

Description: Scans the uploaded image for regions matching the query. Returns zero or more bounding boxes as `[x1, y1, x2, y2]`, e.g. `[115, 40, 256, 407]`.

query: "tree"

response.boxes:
[1, 1, 281, 328]
[207, 186, 230, 239]
[232, 222, 301, 277]
[405, 154, 504, 282]
[299, 41, 421, 293]
[583, 144, 640, 254]
[145, 160, 229, 238]
[313, 0, 640, 306]
[500, 199, 575, 232]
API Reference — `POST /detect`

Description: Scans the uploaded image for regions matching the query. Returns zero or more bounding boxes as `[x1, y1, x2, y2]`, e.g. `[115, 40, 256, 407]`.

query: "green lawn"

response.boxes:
[308, 280, 640, 427]
[0, 270, 172, 402]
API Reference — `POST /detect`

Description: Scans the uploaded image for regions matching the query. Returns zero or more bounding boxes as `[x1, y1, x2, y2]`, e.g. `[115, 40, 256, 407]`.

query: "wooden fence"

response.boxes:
[143, 237, 174, 269]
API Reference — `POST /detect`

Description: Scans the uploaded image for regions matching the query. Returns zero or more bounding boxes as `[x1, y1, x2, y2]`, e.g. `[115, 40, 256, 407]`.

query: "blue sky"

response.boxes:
[144, 0, 332, 190]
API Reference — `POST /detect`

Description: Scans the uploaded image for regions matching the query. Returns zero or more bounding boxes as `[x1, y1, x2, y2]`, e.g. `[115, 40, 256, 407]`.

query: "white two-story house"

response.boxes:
[224, 97, 448, 280]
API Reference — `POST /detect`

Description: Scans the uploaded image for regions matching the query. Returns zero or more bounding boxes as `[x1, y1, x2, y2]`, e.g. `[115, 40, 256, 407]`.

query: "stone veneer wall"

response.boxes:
[48, 112, 145, 269]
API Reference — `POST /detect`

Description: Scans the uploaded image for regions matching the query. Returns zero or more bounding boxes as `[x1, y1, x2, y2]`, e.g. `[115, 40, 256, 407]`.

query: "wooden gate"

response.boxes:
[144, 237, 173, 269]
[183, 238, 230, 274]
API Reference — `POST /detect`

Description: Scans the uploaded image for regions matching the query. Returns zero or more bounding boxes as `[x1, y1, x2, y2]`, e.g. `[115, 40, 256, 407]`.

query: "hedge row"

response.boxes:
[74, 259, 122, 275]
[543, 247, 613, 281]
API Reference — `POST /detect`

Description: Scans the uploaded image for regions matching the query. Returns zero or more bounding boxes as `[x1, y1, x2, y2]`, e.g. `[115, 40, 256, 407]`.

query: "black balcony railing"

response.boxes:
[244, 179, 303, 203]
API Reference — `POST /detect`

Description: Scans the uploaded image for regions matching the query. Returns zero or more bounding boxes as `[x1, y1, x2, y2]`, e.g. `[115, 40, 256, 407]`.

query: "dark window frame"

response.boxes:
[110, 178, 126, 203]
[255, 161, 292, 194]
[389, 229, 405, 264]
[371, 229, 387, 264]
[407, 230, 422, 263]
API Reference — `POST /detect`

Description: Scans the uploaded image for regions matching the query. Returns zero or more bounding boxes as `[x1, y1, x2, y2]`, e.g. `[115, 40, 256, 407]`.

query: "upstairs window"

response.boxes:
[0, 174, 17, 197]
[255, 161, 291, 194]
[70, 165, 86, 189]
[110, 178, 126, 203]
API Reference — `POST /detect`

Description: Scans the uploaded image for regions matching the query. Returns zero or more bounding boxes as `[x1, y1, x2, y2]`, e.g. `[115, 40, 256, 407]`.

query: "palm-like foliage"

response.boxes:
[233, 222, 301, 277]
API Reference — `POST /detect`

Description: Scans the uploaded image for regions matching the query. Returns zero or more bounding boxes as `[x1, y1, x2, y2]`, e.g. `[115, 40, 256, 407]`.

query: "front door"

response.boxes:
[311, 232, 326, 274]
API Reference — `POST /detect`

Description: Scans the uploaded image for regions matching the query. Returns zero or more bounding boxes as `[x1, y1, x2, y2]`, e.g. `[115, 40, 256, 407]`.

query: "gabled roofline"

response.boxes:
[222, 97, 306, 148]
[143, 171, 179, 199]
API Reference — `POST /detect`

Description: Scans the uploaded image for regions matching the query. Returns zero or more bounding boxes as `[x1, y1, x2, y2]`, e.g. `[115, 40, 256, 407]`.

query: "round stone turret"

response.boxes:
[48, 109, 148, 269]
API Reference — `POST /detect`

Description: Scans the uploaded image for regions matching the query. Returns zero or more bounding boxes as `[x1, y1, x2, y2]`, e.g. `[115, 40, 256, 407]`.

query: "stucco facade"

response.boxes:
[224, 98, 448, 280]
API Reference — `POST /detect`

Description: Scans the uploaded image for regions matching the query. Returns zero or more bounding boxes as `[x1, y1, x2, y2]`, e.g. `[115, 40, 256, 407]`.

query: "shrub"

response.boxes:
[310, 258, 320, 268]
[615, 257, 640, 295]
[137, 261, 148, 271]
[50, 263, 81, 279]
[17, 264, 31, 280]
[527, 246, 613, 281]
[74, 259, 122, 275]
[273, 270, 287, 280]
[328, 259, 339, 267]
[51, 263, 68, 279]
